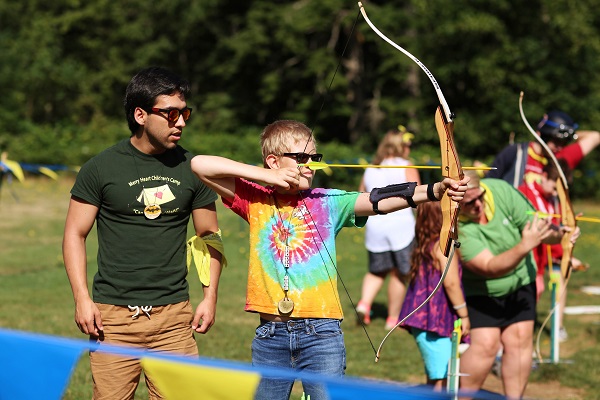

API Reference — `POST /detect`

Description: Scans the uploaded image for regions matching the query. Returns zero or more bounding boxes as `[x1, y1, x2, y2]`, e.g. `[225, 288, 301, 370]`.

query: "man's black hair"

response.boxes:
[124, 67, 191, 134]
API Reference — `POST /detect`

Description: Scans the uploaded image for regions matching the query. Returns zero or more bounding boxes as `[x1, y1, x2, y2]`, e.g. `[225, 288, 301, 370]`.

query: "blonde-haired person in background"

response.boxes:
[356, 126, 420, 330]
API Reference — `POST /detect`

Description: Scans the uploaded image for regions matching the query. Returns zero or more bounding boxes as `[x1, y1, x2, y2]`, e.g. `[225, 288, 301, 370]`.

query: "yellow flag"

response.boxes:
[38, 167, 58, 180]
[2, 159, 25, 182]
[141, 357, 261, 400]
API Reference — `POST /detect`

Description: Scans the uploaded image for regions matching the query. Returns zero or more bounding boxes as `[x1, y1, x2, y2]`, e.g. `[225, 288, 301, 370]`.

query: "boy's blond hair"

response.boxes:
[260, 120, 317, 167]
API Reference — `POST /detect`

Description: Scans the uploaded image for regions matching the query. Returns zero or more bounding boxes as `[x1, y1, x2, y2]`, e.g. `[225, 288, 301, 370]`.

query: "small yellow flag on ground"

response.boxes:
[141, 357, 261, 400]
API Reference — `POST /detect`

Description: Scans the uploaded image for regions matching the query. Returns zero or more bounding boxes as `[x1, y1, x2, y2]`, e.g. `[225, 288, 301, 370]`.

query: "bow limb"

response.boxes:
[518, 92, 569, 189]
[375, 244, 457, 362]
[436, 107, 464, 257]
[556, 178, 576, 279]
[358, 2, 452, 121]
[359, 2, 463, 257]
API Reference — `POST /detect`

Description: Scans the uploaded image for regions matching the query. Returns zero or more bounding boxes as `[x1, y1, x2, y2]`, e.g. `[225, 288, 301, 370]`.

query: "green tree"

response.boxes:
[1, 0, 599, 197]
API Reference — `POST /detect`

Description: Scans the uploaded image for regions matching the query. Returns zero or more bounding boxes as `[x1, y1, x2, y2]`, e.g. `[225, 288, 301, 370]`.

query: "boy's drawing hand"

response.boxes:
[266, 167, 300, 189]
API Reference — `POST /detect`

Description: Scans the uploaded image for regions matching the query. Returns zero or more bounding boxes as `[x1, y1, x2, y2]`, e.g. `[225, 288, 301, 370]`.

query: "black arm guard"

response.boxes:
[369, 182, 418, 214]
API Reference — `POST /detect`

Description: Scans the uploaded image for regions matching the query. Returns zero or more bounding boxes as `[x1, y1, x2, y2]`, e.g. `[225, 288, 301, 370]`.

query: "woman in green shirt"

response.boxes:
[457, 171, 577, 399]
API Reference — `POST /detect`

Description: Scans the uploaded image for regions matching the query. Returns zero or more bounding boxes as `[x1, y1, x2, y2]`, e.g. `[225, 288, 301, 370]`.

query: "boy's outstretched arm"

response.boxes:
[191, 155, 300, 199]
[354, 176, 470, 217]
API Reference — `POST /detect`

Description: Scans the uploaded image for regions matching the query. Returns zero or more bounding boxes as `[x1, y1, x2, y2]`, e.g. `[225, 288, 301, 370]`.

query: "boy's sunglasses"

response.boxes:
[282, 152, 323, 163]
[150, 107, 192, 122]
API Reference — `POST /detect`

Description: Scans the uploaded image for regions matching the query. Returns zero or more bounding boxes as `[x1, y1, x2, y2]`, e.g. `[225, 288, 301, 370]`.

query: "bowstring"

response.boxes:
[301, 9, 360, 153]
[298, 191, 377, 355]
[297, 8, 378, 355]
[375, 239, 457, 362]
[534, 271, 572, 363]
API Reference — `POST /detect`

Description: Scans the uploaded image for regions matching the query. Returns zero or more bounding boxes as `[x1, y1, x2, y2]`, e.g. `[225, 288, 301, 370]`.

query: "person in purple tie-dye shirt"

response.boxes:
[399, 201, 470, 391]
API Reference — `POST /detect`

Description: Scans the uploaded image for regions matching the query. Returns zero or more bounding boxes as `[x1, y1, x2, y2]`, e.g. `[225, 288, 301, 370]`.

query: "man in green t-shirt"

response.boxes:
[63, 67, 224, 399]
[457, 171, 578, 399]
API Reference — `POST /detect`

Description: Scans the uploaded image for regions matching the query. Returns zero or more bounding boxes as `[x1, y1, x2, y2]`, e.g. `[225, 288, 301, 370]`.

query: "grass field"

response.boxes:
[1, 176, 600, 399]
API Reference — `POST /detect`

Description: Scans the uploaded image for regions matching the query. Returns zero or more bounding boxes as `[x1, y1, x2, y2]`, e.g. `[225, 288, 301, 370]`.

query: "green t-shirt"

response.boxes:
[71, 139, 217, 305]
[458, 178, 536, 297]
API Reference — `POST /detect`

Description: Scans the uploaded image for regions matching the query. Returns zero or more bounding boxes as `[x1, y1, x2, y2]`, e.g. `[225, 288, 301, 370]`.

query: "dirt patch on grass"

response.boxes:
[482, 372, 585, 399]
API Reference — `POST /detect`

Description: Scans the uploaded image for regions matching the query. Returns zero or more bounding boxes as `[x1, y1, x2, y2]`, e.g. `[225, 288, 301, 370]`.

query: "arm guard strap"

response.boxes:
[369, 182, 418, 215]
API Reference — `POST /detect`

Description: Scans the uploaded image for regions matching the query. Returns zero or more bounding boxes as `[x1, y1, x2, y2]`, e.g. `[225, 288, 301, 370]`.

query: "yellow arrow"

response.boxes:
[299, 161, 495, 171]
[528, 211, 600, 224]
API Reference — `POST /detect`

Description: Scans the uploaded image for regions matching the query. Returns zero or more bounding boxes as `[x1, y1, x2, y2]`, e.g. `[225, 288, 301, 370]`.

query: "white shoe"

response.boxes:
[491, 356, 502, 377]
[355, 303, 371, 325]
[558, 327, 568, 342]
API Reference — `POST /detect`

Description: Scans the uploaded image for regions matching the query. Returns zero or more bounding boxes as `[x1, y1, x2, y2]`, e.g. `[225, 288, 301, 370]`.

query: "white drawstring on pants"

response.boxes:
[128, 305, 152, 319]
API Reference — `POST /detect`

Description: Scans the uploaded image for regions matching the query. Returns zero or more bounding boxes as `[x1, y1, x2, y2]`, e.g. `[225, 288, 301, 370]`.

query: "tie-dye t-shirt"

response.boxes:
[223, 178, 367, 319]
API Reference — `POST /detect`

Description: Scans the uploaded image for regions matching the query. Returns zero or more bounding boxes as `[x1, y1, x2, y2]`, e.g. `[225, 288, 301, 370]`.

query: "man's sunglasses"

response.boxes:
[150, 107, 192, 122]
[282, 153, 323, 163]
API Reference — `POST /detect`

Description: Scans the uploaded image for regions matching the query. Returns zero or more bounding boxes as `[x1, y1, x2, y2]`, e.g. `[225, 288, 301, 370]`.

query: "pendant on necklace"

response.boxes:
[278, 297, 294, 315]
[144, 204, 162, 219]
[278, 274, 294, 315]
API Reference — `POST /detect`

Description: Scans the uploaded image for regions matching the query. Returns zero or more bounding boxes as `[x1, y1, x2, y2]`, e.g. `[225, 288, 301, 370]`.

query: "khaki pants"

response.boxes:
[90, 301, 198, 400]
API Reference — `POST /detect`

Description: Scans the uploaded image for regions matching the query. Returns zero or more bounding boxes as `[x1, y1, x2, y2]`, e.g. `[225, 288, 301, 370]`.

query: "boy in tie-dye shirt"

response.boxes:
[191, 120, 469, 400]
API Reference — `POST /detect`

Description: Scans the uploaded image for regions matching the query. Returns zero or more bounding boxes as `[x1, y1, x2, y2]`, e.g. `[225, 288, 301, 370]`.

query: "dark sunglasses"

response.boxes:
[463, 190, 486, 207]
[282, 152, 323, 163]
[150, 107, 192, 122]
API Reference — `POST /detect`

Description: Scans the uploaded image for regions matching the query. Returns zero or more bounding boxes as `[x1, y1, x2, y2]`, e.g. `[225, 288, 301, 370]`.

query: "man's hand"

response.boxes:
[74, 296, 103, 336]
[191, 298, 217, 334]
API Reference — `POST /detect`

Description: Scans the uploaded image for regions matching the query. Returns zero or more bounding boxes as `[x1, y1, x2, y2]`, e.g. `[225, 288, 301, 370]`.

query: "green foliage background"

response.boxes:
[1, 0, 599, 197]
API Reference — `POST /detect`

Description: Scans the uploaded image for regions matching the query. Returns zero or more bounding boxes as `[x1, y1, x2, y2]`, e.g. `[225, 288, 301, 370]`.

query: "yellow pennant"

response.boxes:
[141, 357, 261, 400]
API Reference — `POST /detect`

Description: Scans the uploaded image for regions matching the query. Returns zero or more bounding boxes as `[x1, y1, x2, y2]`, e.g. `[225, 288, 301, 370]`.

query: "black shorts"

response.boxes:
[367, 239, 414, 276]
[467, 281, 537, 329]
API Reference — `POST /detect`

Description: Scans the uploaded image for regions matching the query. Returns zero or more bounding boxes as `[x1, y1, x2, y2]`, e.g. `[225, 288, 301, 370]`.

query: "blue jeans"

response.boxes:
[252, 318, 346, 400]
